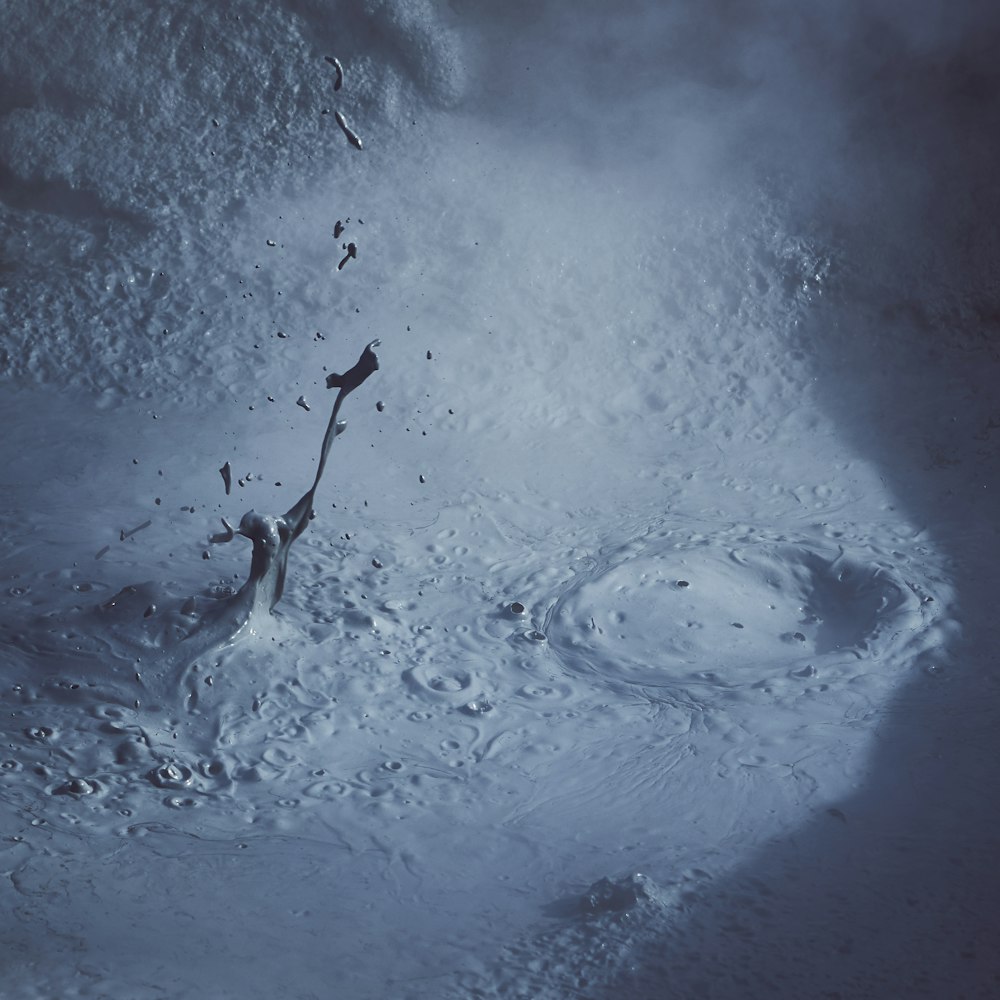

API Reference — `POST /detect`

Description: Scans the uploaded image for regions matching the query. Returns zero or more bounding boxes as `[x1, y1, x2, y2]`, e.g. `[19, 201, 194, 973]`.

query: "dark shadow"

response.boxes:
[0, 161, 152, 234]
[589, 38, 1000, 1000]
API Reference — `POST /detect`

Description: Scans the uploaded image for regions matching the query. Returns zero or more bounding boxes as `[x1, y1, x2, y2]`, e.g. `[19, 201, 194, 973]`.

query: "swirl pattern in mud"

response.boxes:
[545, 529, 936, 699]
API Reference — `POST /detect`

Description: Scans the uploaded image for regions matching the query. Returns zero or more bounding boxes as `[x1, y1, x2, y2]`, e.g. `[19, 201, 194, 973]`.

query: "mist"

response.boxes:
[2, 2, 999, 997]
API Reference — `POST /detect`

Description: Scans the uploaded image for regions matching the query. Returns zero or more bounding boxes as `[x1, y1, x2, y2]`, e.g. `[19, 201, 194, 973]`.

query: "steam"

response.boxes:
[459, 0, 1000, 285]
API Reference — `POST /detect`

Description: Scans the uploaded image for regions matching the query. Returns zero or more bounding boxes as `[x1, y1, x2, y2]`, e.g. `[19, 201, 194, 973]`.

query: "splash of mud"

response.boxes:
[0, 341, 379, 834]
[208, 338, 380, 618]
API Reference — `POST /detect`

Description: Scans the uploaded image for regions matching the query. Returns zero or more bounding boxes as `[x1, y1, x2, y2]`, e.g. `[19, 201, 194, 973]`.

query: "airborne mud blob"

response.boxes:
[211, 339, 380, 615]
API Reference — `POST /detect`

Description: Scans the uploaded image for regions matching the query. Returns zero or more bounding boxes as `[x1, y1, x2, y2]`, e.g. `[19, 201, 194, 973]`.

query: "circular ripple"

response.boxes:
[403, 662, 478, 702]
[547, 539, 919, 689]
[515, 682, 574, 702]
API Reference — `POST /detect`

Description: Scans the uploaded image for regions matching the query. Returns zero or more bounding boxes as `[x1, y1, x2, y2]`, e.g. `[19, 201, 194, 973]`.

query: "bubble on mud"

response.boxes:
[403, 663, 479, 702]
[147, 762, 194, 789]
[461, 698, 494, 716]
[92, 704, 130, 721]
[52, 777, 101, 797]
[303, 779, 350, 800]
[430, 673, 469, 692]
[515, 682, 573, 702]
[524, 629, 547, 642]
[165, 796, 199, 809]
[547, 536, 922, 691]
[199, 758, 227, 779]
[582, 872, 658, 914]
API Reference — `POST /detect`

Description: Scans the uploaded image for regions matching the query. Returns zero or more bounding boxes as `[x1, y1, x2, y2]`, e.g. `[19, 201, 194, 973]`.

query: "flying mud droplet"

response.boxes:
[334, 220, 345, 238]
[211, 340, 380, 614]
[25, 726, 54, 741]
[220, 461, 233, 495]
[337, 242, 357, 271]
[324, 55, 344, 91]
[120, 520, 152, 541]
[334, 111, 363, 150]
[296, 396, 310, 412]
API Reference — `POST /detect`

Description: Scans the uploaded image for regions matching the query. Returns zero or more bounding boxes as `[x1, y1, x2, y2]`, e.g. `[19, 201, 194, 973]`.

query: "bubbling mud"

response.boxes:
[545, 525, 940, 701]
[0, 341, 380, 836]
[208, 338, 380, 618]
